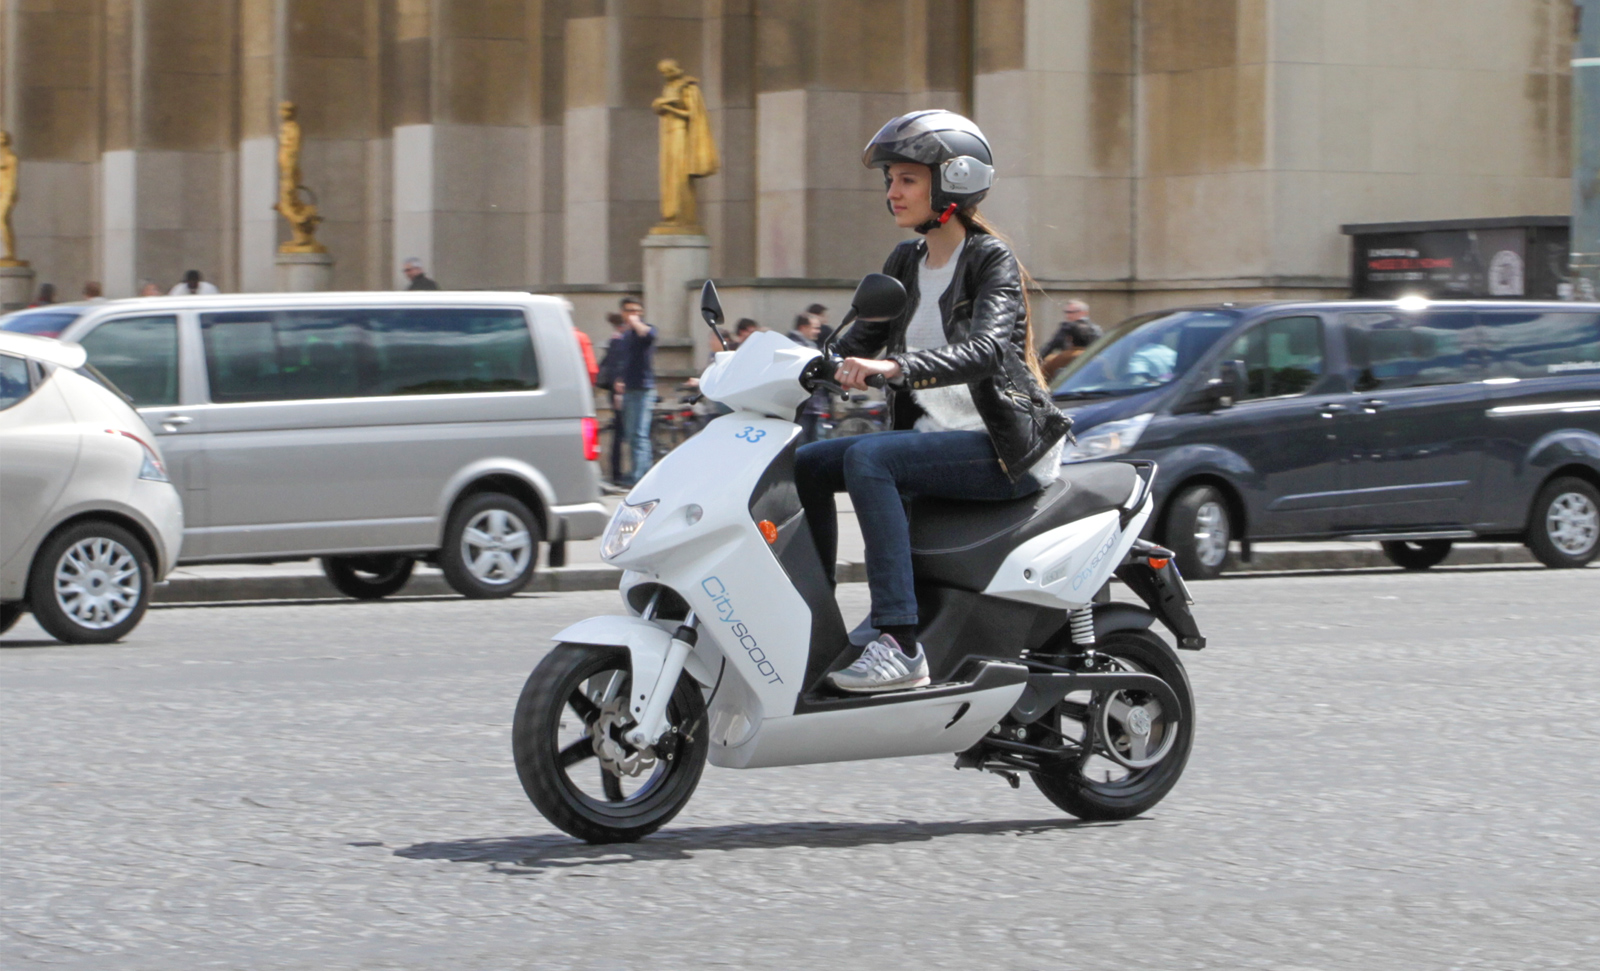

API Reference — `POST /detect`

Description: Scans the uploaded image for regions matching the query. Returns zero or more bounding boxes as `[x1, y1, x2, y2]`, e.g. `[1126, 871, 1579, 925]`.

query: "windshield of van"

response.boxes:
[1051, 309, 1239, 398]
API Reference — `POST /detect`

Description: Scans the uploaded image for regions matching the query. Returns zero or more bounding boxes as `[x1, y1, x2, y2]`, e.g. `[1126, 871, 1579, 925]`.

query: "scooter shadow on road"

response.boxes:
[394, 816, 1119, 875]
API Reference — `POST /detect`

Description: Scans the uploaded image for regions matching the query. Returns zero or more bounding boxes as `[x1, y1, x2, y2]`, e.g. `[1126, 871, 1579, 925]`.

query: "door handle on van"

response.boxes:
[1360, 398, 1388, 413]
[1318, 403, 1348, 418]
[159, 414, 194, 431]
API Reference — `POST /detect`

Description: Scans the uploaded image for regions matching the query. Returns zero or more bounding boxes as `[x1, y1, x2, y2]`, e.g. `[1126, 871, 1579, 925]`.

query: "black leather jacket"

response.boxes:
[836, 231, 1072, 482]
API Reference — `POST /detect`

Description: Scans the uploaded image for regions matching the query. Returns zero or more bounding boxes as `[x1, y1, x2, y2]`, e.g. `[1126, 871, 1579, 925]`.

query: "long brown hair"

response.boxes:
[956, 208, 1049, 388]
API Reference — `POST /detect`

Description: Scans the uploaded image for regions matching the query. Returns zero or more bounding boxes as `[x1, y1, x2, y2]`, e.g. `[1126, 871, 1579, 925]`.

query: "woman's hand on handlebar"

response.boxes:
[835, 356, 901, 391]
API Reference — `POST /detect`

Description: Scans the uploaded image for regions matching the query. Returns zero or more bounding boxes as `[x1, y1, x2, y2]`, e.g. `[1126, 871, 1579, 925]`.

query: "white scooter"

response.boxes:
[512, 276, 1207, 844]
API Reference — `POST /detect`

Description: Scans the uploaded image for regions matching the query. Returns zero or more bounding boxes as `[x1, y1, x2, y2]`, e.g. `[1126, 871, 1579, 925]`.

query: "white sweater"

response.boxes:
[903, 241, 1061, 485]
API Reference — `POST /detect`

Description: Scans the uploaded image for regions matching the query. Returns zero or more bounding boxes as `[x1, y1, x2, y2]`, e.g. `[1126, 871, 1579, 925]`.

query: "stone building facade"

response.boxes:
[1, 1, 1574, 332]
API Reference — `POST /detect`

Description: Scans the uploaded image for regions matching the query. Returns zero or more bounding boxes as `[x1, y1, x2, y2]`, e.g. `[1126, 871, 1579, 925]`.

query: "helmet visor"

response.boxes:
[862, 110, 989, 169]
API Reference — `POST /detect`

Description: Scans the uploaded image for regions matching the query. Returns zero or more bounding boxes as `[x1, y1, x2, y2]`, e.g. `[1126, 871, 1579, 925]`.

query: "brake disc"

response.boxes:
[590, 696, 657, 778]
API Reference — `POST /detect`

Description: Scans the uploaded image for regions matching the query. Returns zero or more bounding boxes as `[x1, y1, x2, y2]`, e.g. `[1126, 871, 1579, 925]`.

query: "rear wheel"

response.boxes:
[1165, 484, 1233, 580]
[512, 643, 708, 843]
[320, 555, 415, 599]
[1380, 539, 1453, 571]
[1526, 476, 1600, 568]
[440, 492, 540, 598]
[27, 520, 153, 644]
[1031, 630, 1195, 821]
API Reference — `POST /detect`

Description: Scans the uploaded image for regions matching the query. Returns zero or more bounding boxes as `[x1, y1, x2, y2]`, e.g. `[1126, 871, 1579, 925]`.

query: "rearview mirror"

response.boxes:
[700, 279, 724, 328]
[1208, 359, 1247, 409]
[850, 273, 908, 322]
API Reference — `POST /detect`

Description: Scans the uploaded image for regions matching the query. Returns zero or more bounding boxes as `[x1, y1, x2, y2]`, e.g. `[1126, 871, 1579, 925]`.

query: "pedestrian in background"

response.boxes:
[30, 283, 55, 306]
[787, 312, 829, 444]
[1039, 299, 1101, 381]
[612, 297, 657, 487]
[169, 270, 218, 295]
[573, 325, 598, 385]
[595, 312, 631, 487]
[82, 281, 103, 301]
[138, 280, 162, 297]
[732, 318, 760, 347]
[807, 303, 832, 346]
[402, 258, 438, 290]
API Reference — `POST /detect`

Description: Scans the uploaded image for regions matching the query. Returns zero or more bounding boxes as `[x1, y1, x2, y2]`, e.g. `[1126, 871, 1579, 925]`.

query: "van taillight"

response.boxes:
[581, 417, 600, 461]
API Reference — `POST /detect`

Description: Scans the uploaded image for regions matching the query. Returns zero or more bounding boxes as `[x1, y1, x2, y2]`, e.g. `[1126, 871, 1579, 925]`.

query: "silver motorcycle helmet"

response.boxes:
[862, 109, 995, 231]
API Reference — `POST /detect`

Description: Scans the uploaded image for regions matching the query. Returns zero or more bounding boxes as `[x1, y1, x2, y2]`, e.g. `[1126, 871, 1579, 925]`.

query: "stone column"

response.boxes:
[642, 234, 709, 377]
[0, 266, 36, 311]
[275, 252, 334, 291]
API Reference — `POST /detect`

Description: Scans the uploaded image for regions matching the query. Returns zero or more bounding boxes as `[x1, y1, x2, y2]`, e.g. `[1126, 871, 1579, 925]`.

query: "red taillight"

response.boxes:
[581, 416, 600, 461]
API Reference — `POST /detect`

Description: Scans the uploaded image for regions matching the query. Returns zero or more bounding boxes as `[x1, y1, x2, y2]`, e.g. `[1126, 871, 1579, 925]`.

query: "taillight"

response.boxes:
[581, 416, 600, 461]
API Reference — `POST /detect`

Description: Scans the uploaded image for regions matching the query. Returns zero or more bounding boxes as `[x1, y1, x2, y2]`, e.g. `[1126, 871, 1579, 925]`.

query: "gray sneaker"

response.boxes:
[827, 634, 930, 693]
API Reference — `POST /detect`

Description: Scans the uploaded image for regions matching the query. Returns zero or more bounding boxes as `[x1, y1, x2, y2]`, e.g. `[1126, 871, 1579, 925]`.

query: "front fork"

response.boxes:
[624, 613, 699, 749]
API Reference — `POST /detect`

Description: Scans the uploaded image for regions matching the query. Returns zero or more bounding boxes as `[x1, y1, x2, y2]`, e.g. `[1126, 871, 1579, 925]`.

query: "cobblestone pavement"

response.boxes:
[3, 566, 1597, 970]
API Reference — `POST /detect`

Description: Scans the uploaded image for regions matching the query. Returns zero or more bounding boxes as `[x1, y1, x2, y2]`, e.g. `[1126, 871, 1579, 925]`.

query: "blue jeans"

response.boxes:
[795, 430, 1042, 628]
[619, 388, 656, 486]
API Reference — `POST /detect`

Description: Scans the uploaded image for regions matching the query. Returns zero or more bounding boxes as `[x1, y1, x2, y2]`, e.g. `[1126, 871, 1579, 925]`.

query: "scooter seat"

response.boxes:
[909, 462, 1138, 592]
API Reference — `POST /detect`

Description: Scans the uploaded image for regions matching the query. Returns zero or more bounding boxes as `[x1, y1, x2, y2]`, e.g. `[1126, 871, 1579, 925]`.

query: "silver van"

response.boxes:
[58, 292, 606, 599]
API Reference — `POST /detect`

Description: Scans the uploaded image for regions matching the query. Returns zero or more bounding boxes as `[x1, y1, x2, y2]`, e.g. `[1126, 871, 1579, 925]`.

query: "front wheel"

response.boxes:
[1525, 476, 1600, 568]
[512, 643, 708, 844]
[1031, 630, 1195, 821]
[320, 555, 415, 599]
[1164, 484, 1233, 580]
[1380, 539, 1453, 571]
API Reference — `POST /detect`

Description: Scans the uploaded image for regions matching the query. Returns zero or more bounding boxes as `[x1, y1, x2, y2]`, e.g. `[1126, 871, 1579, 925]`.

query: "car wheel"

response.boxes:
[1526, 476, 1600, 569]
[1164, 484, 1233, 581]
[27, 520, 153, 644]
[320, 555, 415, 600]
[440, 492, 541, 598]
[1380, 540, 1453, 571]
[1, 602, 25, 635]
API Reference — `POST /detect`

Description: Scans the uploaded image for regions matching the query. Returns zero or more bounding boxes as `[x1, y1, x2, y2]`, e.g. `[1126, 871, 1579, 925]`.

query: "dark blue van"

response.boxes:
[1050, 300, 1600, 578]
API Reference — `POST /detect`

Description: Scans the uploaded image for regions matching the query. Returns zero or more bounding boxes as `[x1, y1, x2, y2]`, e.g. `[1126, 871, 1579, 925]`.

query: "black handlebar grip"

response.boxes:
[864, 374, 887, 389]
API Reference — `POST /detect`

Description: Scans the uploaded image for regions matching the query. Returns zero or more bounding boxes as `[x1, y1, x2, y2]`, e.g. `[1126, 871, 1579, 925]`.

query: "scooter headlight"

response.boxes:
[601, 500, 657, 559]
[1061, 413, 1154, 464]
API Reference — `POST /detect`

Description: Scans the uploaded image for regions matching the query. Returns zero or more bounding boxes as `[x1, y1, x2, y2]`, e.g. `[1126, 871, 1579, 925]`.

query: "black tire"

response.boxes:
[1164, 484, 1233, 580]
[512, 643, 708, 844]
[1525, 476, 1600, 569]
[27, 520, 153, 644]
[439, 492, 541, 598]
[1, 602, 25, 635]
[1380, 539, 1453, 571]
[320, 555, 415, 599]
[1032, 629, 1195, 821]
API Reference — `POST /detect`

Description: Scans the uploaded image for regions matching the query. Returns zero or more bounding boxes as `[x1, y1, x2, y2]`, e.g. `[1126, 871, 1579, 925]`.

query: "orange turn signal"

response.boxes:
[757, 520, 778, 544]
[1147, 557, 1170, 570]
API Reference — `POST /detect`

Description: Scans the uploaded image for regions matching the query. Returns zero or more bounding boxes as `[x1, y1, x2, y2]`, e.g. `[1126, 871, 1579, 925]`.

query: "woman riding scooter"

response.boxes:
[797, 109, 1072, 692]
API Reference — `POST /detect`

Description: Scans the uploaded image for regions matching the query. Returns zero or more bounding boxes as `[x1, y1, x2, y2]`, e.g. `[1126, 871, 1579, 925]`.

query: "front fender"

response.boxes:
[551, 616, 717, 706]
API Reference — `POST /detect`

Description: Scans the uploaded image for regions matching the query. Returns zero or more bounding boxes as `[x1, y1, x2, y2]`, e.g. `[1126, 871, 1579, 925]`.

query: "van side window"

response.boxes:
[1222, 316, 1323, 400]
[201, 308, 539, 403]
[366, 309, 539, 395]
[0, 353, 32, 410]
[77, 315, 180, 405]
[202, 310, 366, 403]
[1478, 310, 1600, 379]
[1342, 311, 1477, 392]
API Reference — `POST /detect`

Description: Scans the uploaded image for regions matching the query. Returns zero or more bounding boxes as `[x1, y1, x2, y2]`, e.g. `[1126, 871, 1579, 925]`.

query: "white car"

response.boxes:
[0, 332, 184, 643]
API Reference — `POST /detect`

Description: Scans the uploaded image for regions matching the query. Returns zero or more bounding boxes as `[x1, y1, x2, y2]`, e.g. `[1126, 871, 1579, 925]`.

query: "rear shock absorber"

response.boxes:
[1069, 606, 1095, 650]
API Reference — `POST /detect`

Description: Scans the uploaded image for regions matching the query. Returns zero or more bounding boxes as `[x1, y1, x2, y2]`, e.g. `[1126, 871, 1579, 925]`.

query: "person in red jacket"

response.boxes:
[573, 326, 598, 385]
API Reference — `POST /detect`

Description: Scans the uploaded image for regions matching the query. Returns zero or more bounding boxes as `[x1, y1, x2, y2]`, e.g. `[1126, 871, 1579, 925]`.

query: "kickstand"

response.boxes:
[990, 769, 1021, 789]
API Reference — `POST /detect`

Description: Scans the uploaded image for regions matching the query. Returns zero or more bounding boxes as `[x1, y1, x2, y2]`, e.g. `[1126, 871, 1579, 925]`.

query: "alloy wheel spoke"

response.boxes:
[558, 738, 595, 768]
[567, 689, 600, 723]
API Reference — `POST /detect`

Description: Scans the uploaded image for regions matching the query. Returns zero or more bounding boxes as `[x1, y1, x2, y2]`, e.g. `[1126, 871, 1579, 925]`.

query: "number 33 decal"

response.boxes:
[735, 426, 766, 443]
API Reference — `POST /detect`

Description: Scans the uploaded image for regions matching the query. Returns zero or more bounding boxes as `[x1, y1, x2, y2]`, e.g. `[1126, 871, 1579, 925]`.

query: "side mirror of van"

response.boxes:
[1183, 359, 1248, 413]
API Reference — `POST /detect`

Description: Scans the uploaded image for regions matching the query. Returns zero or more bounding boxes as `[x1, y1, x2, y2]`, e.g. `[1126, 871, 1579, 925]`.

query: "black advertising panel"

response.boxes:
[1342, 217, 1571, 300]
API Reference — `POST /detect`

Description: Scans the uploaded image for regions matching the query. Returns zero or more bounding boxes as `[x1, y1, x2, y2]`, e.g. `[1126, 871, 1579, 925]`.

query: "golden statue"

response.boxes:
[0, 130, 26, 268]
[273, 102, 326, 253]
[650, 59, 718, 234]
